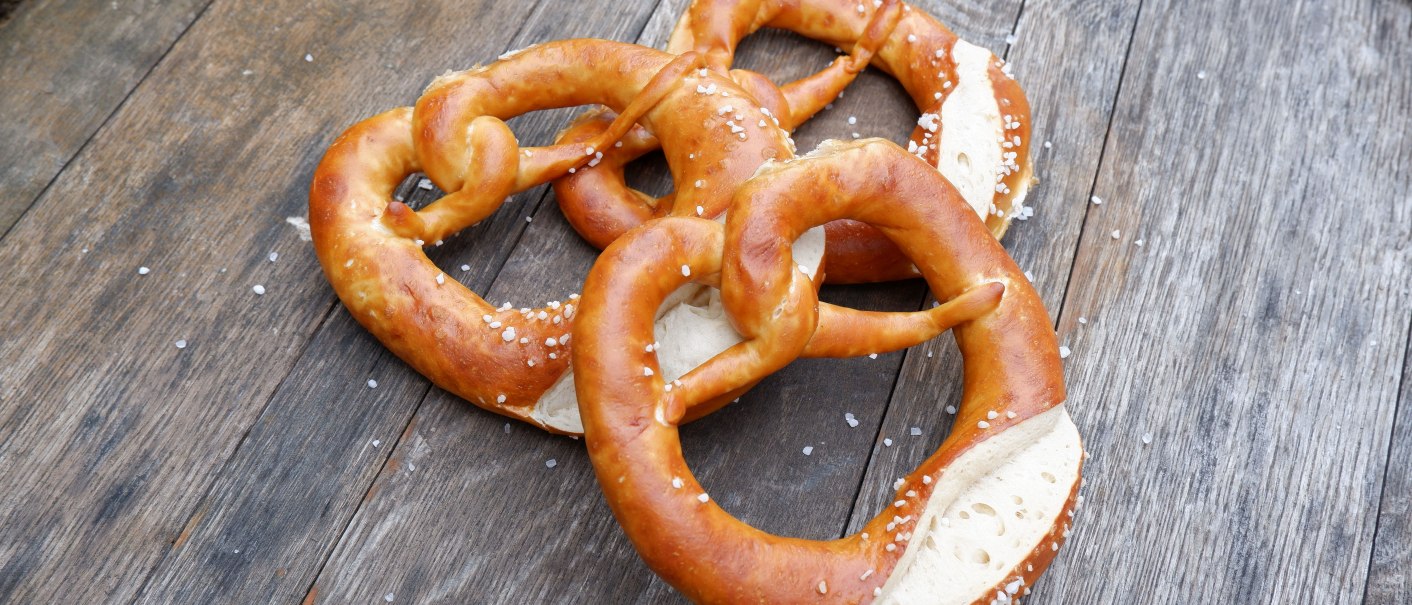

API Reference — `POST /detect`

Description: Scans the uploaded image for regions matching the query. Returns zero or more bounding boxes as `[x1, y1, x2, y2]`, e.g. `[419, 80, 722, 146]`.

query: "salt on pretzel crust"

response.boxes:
[575, 139, 1080, 603]
[553, 0, 1034, 284]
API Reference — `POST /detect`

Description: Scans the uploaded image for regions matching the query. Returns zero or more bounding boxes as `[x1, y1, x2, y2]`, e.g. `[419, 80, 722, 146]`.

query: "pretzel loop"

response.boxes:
[576, 139, 1081, 603]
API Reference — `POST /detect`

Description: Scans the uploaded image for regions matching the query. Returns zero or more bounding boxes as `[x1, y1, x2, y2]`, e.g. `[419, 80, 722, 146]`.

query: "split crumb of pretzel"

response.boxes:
[575, 139, 1081, 603]
[310, 39, 825, 434]
[552, 0, 1034, 284]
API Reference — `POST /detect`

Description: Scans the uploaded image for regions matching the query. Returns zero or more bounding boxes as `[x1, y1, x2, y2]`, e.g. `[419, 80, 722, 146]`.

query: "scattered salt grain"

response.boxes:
[285, 216, 312, 241]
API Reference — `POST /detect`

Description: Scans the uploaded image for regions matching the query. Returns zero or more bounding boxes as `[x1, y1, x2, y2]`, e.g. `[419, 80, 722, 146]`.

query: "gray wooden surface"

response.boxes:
[0, 0, 1407, 603]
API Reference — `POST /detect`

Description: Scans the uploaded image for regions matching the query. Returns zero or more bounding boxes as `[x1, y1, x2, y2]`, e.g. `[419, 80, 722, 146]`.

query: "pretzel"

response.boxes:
[575, 139, 1081, 603]
[309, 40, 938, 434]
[553, 0, 1034, 283]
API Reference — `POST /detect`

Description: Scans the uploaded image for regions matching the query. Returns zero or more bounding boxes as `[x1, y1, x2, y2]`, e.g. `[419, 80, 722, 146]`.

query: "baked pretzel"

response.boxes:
[553, 0, 1034, 283]
[575, 139, 1081, 603]
[310, 40, 938, 434]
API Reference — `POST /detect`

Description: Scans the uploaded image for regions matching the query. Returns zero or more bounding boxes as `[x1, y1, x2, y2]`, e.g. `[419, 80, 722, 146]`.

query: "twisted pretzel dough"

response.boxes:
[553, 0, 1034, 283]
[576, 139, 1081, 603]
[311, 40, 939, 434]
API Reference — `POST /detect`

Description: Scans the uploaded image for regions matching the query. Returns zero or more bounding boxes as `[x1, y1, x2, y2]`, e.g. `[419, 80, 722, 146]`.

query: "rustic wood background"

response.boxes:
[1, 0, 1408, 603]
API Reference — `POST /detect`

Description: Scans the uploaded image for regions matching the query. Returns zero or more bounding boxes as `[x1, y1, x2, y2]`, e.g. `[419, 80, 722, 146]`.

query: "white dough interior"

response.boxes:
[530, 225, 825, 433]
[934, 40, 1006, 220]
[877, 405, 1082, 605]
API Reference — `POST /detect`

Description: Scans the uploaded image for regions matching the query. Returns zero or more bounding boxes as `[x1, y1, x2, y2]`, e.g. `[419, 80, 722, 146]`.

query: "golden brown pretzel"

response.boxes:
[310, 40, 941, 434]
[553, 0, 1034, 284]
[575, 139, 1081, 603]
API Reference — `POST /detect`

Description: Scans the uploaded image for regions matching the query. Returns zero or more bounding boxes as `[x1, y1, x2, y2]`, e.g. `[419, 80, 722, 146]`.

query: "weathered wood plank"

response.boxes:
[130, 1, 677, 602]
[1025, 0, 1409, 602]
[0, 0, 553, 602]
[0, 0, 210, 235]
[307, 0, 1027, 602]
[1367, 330, 1412, 603]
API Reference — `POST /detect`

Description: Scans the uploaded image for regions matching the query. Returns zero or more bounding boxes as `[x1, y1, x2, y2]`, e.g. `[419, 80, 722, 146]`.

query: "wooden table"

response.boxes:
[1, 0, 1408, 602]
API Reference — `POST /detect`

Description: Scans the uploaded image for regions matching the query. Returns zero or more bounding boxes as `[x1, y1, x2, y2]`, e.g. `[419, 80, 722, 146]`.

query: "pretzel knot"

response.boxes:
[553, 0, 1034, 284]
[575, 139, 1082, 604]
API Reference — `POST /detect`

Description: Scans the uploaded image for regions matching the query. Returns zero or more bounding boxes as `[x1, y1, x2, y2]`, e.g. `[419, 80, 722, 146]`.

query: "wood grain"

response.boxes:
[1367, 330, 1412, 603]
[131, 1, 674, 603]
[0, 0, 210, 234]
[0, 0, 548, 602]
[1029, 0, 1411, 602]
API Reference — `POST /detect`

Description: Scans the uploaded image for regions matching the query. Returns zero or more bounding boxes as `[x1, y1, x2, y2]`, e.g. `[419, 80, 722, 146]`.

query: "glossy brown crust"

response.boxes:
[311, 40, 797, 432]
[310, 108, 573, 428]
[575, 140, 1069, 603]
[552, 0, 1033, 283]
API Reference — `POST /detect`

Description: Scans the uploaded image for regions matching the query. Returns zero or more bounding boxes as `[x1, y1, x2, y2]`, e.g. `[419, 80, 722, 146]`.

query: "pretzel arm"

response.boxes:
[515, 50, 704, 190]
[551, 111, 664, 249]
[772, 0, 903, 128]
[801, 280, 1004, 358]
[660, 265, 818, 422]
